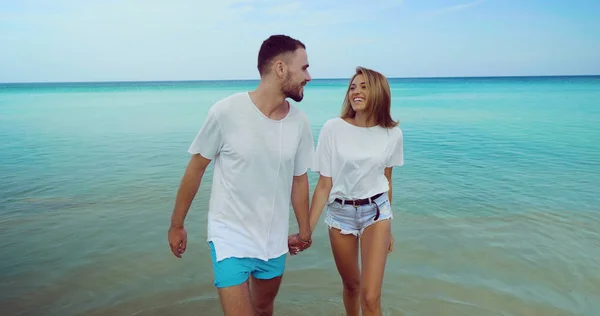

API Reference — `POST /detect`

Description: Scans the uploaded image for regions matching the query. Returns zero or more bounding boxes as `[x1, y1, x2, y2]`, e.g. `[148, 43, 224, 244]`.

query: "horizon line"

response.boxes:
[1, 74, 599, 85]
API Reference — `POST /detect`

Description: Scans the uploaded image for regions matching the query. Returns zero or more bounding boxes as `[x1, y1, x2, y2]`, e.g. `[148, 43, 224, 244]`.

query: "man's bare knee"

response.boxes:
[342, 278, 360, 296]
[252, 289, 275, 313]
[253, 302, 274, 316]
[250, 276, 282, 316]
[252, 291, 275, 316]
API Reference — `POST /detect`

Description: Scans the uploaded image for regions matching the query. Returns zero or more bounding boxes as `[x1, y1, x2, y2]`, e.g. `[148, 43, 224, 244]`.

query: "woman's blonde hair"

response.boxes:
[340, 66, 398, 128]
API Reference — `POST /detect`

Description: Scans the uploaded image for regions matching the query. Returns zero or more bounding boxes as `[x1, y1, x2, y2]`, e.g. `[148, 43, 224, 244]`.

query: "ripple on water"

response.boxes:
[1, 77, 600, 315]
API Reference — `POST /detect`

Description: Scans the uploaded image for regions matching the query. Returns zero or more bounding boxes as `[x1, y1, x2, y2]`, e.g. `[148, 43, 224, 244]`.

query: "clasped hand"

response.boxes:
[287, 233, 312, 255]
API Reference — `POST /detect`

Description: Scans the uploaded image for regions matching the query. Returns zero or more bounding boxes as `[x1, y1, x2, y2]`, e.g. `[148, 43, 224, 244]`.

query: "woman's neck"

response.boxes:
[351, 111, 374, 127]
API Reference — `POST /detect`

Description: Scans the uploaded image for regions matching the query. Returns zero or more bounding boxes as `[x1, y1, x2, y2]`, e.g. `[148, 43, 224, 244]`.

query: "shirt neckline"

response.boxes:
[246, 92, 292, 123]
[337, 117, 378, 129]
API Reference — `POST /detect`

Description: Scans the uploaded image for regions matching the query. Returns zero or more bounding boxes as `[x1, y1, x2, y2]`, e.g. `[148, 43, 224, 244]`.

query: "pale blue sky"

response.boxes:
[1, 0, 599, 82]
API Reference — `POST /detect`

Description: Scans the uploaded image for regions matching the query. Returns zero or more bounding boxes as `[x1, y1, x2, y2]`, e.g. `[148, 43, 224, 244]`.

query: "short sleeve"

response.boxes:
[386, 128, 404, 167]
[311, 121, 332, 177]
[293, 116, 314, 176]
[187, 106, 223, 159]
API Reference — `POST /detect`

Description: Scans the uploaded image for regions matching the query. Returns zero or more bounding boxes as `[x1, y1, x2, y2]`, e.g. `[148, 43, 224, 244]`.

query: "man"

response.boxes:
[167, 34, 314, 316]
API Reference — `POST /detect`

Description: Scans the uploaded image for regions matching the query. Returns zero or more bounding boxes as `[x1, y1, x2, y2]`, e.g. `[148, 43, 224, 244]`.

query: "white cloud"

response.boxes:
[3, 0, 594, 81]
[422, 0, 485, 18]
[1, 0, 257, 35]
[0, 0, 405, 82]
[0, 0, 268, 81]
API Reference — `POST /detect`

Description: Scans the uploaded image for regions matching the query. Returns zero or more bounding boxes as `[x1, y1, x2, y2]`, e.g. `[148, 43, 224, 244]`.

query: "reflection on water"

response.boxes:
[1, 78, 600, 315]
[2, 205, 598, 315]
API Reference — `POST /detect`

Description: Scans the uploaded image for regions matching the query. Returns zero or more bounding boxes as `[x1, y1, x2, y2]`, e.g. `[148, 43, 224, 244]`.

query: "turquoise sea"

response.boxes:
[1, 76, 599, 315]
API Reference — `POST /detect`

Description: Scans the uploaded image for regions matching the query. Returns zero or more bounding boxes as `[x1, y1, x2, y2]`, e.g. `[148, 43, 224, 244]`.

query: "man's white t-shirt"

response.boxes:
[188, 92, 314, 262]
[311, 117, 404, 203]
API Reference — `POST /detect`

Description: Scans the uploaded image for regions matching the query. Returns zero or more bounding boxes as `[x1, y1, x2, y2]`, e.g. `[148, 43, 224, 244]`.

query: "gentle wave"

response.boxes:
[1, 77, 599, 315]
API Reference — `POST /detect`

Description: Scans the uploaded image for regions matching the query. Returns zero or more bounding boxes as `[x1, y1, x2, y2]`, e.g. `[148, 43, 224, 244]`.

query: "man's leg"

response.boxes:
[217, 282, 253, 316]
[249, 275, 283, 316]
[249, 253, 287, 316]
[209, 242, 254, 315]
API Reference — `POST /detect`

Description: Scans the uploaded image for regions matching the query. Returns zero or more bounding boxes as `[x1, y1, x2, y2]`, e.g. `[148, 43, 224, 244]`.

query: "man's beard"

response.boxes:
[282, 75, 304, 102]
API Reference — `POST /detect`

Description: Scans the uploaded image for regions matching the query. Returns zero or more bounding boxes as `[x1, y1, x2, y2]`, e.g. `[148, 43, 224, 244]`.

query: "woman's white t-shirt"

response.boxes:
[311, 117, 404, 203]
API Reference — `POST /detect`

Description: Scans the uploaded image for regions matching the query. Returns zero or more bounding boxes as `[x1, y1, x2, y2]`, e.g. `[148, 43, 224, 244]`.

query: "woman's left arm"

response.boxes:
[384, 167, 393, 203]
[384, 167, 394, 253]
[385, 127, 403, 254]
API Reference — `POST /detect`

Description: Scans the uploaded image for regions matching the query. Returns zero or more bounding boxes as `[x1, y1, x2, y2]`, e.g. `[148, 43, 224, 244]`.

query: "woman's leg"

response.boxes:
[359, 219, 391, 316]
[329, 227, 361, 316]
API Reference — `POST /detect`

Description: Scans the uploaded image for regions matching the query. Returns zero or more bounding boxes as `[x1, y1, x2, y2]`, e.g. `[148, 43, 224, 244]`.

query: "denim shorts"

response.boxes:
[325, 193, 393, 236]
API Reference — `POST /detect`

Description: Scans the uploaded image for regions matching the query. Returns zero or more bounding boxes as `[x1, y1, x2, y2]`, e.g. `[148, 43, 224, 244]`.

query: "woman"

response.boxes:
[308, 66, 404, 316]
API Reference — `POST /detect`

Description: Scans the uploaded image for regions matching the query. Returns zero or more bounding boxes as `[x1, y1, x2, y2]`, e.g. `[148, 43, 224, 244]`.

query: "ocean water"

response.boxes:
[1, 76, 599, 316]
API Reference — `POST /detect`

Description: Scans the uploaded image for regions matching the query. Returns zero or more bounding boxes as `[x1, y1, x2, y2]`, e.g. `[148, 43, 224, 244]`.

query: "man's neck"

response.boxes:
[249, 82, 288, 119]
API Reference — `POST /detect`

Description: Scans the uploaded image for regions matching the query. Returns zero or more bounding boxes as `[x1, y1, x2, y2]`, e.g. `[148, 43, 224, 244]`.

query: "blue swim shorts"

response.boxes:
[208, 241, 287, 288]
[325, 192, 393, 236]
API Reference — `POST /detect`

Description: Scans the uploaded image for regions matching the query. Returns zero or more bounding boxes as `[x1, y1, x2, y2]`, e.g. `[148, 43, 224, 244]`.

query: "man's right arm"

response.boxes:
[169, 104, 223, 258]
[170, 154, 212, 228]
[174, 104, 223, 227]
